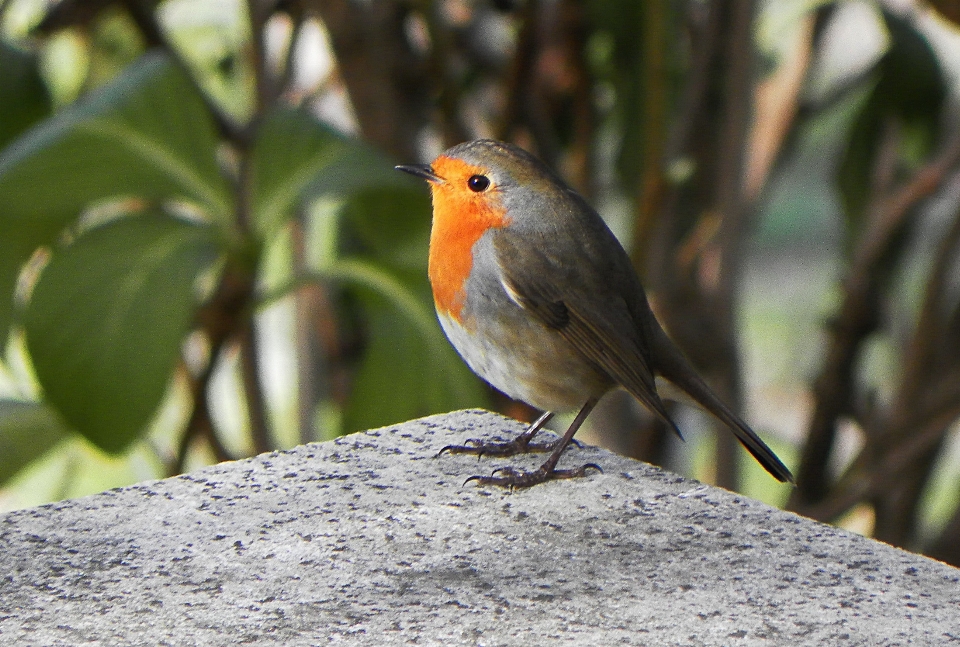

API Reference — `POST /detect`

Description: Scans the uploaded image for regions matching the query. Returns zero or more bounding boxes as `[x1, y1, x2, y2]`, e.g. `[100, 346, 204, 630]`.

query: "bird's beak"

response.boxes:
[395, 164, 443, 184]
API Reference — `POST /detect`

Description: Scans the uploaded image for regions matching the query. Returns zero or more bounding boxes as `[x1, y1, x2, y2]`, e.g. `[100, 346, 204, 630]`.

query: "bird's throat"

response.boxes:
[428, 182, 510, 321]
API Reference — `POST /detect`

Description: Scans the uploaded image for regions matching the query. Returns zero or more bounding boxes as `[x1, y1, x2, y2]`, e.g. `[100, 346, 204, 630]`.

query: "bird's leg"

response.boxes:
[438, 410, 562, 457]
[465, 397, 601, 488]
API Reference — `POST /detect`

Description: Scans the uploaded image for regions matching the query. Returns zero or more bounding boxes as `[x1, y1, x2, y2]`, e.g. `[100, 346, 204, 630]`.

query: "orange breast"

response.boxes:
[427, 156, 510, 321]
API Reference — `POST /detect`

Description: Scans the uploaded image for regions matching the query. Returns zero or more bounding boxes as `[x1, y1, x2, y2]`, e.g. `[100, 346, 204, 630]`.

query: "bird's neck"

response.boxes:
[428, 189, 510, 320]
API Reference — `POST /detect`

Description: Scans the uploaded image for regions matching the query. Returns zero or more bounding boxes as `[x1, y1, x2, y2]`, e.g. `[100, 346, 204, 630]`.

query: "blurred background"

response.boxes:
[1, 0, 960, 566]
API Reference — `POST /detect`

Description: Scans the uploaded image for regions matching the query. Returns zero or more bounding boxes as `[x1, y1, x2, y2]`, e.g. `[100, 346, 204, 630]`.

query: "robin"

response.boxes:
[397, 139, 793, 488]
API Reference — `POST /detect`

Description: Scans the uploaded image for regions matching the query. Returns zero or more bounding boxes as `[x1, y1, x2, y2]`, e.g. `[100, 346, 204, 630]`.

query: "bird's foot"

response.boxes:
[463, 463, 602, 490]
[438, 435, 581, 458]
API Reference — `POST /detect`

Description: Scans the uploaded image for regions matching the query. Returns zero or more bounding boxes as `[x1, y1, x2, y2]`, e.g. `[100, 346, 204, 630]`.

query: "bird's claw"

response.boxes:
[462, 463, 602, 490]
[437, 437, 561, 458]
[437, 438, 486, 456]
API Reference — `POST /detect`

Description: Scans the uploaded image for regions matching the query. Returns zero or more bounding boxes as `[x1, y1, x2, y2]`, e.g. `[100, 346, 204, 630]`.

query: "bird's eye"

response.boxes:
[467, 174, 490, 192]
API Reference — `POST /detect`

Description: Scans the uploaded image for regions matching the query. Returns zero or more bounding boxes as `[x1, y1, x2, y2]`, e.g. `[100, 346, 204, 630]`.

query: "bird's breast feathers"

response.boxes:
[428, 182, 510, 320]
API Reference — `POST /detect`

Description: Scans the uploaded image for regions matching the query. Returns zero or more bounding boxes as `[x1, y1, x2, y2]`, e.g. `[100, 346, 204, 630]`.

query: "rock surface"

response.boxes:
[1, 409, 958, 646]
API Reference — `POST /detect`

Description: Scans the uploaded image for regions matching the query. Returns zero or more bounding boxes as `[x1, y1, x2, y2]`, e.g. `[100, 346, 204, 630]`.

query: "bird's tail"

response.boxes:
[648, 324, 795, 484]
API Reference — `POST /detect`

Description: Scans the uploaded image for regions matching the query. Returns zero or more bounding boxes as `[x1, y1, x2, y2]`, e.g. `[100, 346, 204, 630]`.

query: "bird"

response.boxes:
[396, 139, 793, 488]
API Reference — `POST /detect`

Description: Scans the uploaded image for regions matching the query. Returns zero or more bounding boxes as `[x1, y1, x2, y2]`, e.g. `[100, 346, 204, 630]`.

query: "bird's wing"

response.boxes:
[492, 230, 682, 438]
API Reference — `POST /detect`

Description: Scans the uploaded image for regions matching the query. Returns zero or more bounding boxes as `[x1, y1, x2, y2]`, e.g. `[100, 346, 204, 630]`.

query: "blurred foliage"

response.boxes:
[837, 9, 945, 231]
[0, 41, 50, 149]
[1, 0, 960, 567]
[0, 1, 486, 505]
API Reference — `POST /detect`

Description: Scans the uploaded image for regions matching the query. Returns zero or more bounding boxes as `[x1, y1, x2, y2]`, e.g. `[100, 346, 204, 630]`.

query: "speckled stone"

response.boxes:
[1, 409, 957, 646]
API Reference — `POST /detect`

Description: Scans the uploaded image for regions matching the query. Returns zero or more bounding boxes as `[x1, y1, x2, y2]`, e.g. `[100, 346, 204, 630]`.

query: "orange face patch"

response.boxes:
[426, 156, 510, 321]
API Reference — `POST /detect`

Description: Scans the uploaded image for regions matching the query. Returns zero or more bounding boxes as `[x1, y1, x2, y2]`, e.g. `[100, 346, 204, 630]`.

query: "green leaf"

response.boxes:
[329, 259, 488, 434]
[0, 52, 230, 349]
[249, 107, 484, 432]
[0, 400, 70, 485]
[0, 42, 52, 151]
[339, 187, 432, 273]
[836, 78, 884, 229]
[23, 212, 220, 454]
[837, 10, 945, 229]
[250, 106, 412, 237]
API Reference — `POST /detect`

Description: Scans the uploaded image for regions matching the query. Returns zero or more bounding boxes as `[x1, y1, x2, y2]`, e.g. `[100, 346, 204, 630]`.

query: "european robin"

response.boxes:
[397, 139, 793, 488]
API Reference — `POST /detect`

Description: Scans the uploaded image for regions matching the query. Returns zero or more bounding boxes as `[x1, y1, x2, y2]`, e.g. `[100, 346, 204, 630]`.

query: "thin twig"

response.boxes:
[707, 0, 756, 491]
[631, 0, 669, 270]
[172, 349, 234, 476]
[173, 263, 260, 474]
[239, 322, 274, 454]
[856, 135, 960, 271]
